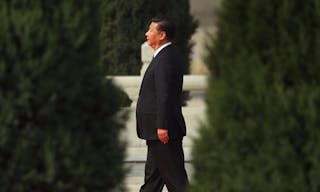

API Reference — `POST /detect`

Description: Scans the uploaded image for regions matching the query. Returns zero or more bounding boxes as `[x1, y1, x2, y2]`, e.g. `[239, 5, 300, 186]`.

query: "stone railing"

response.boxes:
[109, 75, 207, 107]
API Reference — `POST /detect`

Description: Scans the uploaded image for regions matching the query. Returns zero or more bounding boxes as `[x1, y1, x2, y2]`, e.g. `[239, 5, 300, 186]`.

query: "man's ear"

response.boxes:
[159, 31, 166, 40]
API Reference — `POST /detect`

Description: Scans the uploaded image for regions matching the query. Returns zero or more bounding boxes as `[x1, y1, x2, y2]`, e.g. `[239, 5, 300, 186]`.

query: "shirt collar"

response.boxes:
[154, 42, 172, 58]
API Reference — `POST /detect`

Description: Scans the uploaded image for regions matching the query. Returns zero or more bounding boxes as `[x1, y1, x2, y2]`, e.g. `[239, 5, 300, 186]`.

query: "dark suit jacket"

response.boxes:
[136, 44, 186, 140]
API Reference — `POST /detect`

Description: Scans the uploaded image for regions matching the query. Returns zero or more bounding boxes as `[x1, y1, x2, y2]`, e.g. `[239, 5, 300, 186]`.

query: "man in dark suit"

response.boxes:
[136, 16, 188, 192]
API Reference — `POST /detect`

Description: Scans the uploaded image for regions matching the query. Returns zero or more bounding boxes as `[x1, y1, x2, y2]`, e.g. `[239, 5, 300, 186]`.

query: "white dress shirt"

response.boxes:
[154, 42, 172, 58]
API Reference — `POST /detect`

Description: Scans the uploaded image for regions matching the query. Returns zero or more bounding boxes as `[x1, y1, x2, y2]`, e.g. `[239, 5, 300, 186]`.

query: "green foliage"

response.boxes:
[101, 0, 198, 75]
[190, 0, 320, 191]
[0, 1, 126, 191]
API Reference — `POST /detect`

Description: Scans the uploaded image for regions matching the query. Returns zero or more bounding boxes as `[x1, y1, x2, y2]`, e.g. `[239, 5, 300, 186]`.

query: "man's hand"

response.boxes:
[157, 128, 169, 144]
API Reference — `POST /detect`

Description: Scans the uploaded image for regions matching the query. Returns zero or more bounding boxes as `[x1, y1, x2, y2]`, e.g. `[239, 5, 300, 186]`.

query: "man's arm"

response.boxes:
[155, 55, 173, 144]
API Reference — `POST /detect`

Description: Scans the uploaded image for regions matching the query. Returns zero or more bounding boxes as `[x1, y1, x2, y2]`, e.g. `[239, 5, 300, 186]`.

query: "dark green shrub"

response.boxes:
[190, 0, 320, 191]
[0, 1, 126, 191]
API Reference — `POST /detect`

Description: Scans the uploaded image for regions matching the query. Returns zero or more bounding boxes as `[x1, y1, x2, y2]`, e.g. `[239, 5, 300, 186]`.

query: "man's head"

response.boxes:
[145, 16, 175, 50]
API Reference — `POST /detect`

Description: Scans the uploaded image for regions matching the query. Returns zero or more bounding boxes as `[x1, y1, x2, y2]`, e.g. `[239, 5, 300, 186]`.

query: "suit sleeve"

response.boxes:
[154, 56, 173, 129]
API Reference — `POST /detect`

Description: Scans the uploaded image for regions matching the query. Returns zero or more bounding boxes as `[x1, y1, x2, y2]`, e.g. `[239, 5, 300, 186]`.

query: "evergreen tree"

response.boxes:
[190, 0, 320, 191]
[0, 1, 126, 191]
[101, 0, 197, 75]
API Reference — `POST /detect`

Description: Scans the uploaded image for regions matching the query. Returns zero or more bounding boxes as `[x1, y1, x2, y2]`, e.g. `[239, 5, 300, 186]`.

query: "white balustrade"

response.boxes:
[107, 75, 207, 107]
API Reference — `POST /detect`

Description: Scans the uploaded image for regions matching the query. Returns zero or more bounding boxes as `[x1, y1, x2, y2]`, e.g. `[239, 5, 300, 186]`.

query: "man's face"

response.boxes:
[145, 22, 163, 50]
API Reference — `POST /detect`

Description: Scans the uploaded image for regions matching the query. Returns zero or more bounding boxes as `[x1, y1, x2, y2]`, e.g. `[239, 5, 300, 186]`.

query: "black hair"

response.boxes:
[151, 16, 175, 40]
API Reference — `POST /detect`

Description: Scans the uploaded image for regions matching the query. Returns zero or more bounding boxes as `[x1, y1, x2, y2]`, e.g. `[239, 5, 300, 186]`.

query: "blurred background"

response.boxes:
[189, 0, 220, 74]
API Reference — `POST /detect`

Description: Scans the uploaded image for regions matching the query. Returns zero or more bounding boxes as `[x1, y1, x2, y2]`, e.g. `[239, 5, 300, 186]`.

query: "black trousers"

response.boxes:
[140, 140, 188, 192]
